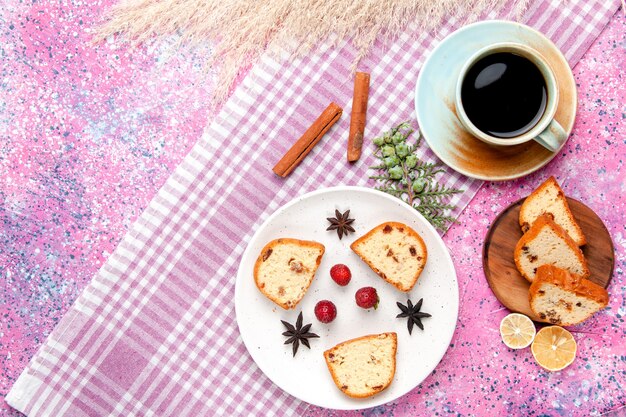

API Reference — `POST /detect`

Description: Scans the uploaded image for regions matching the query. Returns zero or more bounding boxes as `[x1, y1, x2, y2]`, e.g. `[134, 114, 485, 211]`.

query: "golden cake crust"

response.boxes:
[350, 222, 427, 292]
[514, 214, 589, 282]
[253, 238, 324, 309]
[519, 176, 586, 245]
[323, 332, 397, 398]
[529, 265, 609, 325]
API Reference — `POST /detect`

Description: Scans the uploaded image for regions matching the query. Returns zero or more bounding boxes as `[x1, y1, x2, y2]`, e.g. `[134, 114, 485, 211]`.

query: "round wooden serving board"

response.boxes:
[483, 198, 615, 323]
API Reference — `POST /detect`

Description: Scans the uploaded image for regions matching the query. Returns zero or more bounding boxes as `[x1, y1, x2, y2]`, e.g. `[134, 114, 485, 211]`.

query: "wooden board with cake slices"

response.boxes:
[483, 197, 614, 323]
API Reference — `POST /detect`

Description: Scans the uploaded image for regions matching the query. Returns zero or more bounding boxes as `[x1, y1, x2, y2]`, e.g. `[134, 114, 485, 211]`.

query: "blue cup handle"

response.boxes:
[533, 119, 567, 152]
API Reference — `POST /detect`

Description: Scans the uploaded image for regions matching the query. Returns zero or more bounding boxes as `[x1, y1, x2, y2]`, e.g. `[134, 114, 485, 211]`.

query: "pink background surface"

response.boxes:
[1, 1, 624, 416]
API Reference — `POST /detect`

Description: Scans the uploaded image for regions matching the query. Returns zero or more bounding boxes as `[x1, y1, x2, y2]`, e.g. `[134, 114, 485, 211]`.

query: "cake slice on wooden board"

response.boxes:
[323, 332, 397, 398]
[254, 238, 325, 309]
[529, 265, 609, 325]
[519, 176, 586, 246]
[350, 222, 427, 292]
[514, 214, 589, 283]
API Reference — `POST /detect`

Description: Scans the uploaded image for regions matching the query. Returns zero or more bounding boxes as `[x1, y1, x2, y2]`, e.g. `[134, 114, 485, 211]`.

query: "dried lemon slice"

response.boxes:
[531, 326, 577, 371]
[500, 313, 536, 349]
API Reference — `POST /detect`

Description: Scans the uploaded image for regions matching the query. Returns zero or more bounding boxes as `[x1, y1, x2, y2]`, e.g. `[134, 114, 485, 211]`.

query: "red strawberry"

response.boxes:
[330, 264, 352, 286]
[314, 300, 337, 323]
[355, 287, 379, 309]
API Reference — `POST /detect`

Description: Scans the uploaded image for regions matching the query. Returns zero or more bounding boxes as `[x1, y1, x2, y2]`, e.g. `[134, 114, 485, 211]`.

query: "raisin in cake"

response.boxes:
[514, 214, 589, 282]
[323, 333, 397, 398]
[253, 238, 324, 309]
[529, 265, 608, 325]
[350, 222, 427, 292]
[519, 176, 586, 246]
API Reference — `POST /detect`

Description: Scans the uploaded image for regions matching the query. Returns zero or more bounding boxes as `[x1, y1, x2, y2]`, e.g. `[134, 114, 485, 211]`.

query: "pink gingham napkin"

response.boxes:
[7, 0, 619, 415]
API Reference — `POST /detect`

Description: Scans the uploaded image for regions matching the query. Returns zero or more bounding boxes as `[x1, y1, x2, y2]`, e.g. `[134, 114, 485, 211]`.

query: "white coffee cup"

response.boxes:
[455, 42, 566, 152]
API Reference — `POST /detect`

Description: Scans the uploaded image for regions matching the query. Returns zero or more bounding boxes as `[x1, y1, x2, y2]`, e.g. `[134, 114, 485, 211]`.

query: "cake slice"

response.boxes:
[514, 214, 589, 282]
[529, 265, 609, 325]
[519, 176, 586, 246]
[324, 333, 397, 398]
[350, 222, 427, 292]
[253, 238, 325, 309]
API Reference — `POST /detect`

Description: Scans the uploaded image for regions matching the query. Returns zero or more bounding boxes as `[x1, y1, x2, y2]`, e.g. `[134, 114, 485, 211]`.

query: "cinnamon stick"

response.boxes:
[273, 102, 343, 177]
[347, 72, 370, 162]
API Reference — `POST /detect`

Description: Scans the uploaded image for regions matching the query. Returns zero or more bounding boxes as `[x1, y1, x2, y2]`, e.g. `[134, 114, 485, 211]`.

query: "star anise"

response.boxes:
[396, 298, 432, 335]
[281, 311, 319, 357]
[326, 209, 355, 239]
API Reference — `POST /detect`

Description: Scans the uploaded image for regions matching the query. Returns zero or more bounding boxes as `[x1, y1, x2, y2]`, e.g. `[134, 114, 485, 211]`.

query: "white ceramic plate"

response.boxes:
[235, 186, 458, 410]
[415, 20, 577, 181]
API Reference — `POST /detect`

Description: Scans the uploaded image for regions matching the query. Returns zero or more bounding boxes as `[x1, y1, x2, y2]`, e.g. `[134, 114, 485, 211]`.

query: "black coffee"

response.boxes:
[460, 52, 547, 138]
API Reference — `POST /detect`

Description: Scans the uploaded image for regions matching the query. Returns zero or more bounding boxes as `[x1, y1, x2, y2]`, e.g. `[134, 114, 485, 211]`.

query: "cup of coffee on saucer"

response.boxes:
[455, 42, 566, 152]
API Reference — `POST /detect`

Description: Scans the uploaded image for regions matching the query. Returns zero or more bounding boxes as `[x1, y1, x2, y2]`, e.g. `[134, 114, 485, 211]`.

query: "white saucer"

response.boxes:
[235, 187, 458, 410]
[415, 20, 577, 181]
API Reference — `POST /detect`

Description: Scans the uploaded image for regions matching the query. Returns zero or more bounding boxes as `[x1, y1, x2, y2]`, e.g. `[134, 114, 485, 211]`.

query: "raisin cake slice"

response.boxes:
[253, 238, 325, 309]
[350, 222, 427, 292]
[529, 265, 608, 325]
[514, 214, 589, 283]
[519, 176, 586, 246]
[324, 332, 397, 398]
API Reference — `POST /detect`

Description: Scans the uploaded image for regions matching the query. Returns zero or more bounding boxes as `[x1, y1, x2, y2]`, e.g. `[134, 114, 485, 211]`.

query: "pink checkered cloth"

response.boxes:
[6, 1, 619, 416]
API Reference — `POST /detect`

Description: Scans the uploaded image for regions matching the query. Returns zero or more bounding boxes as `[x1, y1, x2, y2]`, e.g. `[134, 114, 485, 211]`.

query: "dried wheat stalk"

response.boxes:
[95, 0, 530, 104]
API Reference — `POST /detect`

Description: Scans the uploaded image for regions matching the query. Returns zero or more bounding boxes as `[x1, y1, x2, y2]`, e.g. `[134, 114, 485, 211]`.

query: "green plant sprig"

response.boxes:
[369, 122, 463, 232]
